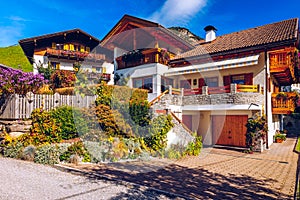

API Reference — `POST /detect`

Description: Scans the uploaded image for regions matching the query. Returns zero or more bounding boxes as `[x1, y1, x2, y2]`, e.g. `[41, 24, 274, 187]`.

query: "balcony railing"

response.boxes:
[182, 84, 261, 96]
[46, 48, 106, 61]
[85, 72, 111, 82]
[116, 48, 173, 69]
[271, 92, 297, 114]
[160, 84, 264, 107]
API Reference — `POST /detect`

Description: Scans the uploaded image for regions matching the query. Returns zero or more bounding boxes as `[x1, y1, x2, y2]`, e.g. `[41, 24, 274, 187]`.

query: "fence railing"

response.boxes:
[0, 92, 97, 119]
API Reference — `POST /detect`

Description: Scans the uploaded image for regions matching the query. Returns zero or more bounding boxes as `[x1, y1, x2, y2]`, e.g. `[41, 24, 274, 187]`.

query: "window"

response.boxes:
[205, 77, 218, 87]
[63, 44, 69, 50]
[92, 66, 102, 73]
[50, 62, 60, 70]
[180, 79, 191, 89]
[52, 42, 56, 49]
[161, 77, 173, 92]
[69, 44, 74, 51]
[232, 75, 245, 84]
[80, 46, 85, 52]
[86, 47, 90, 53]
[133, 76, 153, 93]
[223, 73, 253, 86]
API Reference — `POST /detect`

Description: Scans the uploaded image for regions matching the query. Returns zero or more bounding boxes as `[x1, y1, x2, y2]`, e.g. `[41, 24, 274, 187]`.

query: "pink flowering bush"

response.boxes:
[0, 66, 46, 95]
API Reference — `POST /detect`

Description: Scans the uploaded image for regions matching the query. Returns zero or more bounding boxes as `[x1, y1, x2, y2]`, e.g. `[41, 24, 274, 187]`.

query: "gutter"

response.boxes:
[264, 48, 269, 149]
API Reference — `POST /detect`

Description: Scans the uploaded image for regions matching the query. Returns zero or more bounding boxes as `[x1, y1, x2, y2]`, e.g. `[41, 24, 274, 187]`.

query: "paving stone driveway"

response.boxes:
[61, 137, 299, 199]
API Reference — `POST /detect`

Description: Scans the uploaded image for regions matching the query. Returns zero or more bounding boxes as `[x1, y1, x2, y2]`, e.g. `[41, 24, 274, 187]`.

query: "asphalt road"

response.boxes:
[0, 157, 173, 200]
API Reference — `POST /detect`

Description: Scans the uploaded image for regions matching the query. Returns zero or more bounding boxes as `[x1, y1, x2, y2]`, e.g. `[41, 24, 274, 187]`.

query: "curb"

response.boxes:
[54, 164, 193, 200]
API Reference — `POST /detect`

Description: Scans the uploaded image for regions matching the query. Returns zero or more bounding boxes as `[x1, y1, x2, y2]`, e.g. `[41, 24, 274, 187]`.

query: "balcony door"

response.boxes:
[180, 79, 191, 89]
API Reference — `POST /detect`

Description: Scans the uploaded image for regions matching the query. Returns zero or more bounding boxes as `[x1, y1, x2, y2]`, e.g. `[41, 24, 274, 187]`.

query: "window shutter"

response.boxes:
[52, 42, 56, 49]
[223, 75, 231, 86]
[198, 78, 206, 87]
[244, 73, 253, 85]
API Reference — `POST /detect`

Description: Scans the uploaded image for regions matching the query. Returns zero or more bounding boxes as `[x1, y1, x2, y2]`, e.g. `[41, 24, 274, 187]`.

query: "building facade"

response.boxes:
[103, 15, 300, 149]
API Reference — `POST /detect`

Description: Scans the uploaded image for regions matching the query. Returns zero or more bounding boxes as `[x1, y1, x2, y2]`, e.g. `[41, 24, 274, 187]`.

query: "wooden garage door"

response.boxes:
[212, 115, 247, 147]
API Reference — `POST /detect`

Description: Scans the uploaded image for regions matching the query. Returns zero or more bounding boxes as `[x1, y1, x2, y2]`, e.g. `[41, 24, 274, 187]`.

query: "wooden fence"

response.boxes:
[0, 92, 97, 119]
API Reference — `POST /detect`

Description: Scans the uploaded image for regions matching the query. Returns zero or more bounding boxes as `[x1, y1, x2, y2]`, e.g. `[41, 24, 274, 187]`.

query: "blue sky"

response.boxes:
[0, 0, 300, 47]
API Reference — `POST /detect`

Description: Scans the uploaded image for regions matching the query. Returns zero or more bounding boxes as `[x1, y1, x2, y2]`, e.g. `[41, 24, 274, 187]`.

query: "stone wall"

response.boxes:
[0, 120, 31, 138]
[154, 92, 264, 107]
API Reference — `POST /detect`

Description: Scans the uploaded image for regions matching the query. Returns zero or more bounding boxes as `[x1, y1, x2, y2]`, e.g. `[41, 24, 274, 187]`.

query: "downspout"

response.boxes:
[264, 48, 269, 149]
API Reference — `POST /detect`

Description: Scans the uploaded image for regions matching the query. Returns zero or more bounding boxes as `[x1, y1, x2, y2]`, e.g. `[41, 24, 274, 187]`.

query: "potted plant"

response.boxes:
[274, 132, 286, 143]
[276, 92, 288, 101]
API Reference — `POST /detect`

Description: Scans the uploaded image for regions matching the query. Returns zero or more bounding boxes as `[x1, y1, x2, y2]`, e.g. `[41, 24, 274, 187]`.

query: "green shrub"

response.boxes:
[144, 115, 174, 151]
[3, 141, 24, 159]
[30, 108, 62, 144]
[50, 106, 88, 139]
[34, 143, 69, 165]
[184, 135, 202, 156]
[59, 141, 90, 163]
[30, 106, 88, 144]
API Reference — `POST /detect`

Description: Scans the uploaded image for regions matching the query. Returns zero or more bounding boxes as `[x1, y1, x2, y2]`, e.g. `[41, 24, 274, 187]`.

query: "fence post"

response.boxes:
[26, 92, 34, 118]
[54, 93, 60, 108]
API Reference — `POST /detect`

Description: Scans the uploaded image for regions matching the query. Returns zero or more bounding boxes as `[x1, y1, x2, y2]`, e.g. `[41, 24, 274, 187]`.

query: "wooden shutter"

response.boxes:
[199, 78, 206, 87]
[244, 73, 253, 85]
[223, 75, 231, 86]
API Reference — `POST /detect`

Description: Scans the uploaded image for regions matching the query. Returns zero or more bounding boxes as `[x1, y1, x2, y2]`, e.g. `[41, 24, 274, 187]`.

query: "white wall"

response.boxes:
[116, 63, 169, 101]
[33, 55, 48, 74]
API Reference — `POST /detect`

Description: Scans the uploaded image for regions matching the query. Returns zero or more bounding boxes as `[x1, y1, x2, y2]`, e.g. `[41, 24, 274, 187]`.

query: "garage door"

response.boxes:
[212, 115, 248, 147]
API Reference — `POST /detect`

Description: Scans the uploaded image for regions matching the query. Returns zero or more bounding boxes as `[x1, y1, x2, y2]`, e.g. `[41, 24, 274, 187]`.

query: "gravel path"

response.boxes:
[0, 157, 174, 200]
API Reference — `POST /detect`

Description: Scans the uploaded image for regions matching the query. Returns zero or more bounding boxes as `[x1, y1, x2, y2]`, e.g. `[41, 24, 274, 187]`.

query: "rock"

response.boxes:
[9, 124, 31, 132]
[9, 132, 26, 138]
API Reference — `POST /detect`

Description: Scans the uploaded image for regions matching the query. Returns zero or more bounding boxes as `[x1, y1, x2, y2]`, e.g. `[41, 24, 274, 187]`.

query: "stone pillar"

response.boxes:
[257, 84, 261, 93]
[168, 85, 172, 95]
[180, 88, 184, 96]
[230, 83, 237, 93]
[202, 86, 208, 95]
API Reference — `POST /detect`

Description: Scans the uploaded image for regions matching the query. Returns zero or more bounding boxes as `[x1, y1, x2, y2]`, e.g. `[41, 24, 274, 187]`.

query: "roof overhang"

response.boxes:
[19, 29, 102, 64]
[165, 54, 260, 76]
[101, 15, 194, 53]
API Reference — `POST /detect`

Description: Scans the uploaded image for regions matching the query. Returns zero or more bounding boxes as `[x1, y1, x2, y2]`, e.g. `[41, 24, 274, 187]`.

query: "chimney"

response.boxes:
[204, 25, 217, 42]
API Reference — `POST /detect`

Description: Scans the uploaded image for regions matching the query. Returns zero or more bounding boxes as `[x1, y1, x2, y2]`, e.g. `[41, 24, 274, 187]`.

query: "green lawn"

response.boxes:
[0, 45, 32, 72]
[296, 137, 300, 153]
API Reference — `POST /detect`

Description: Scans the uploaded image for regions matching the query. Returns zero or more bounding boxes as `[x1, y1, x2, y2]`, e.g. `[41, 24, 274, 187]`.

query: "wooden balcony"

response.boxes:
[86, 72, 111, 82]
[46, 48, 106, 61]
[116, 48, 174, 69]
[269, 47, 298, 85]
[271, 92, 297, 114]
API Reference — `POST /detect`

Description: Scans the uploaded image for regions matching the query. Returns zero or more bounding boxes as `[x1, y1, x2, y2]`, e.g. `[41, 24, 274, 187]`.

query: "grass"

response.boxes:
[0, 45, 32, 72]
[296, 137, 300, 153]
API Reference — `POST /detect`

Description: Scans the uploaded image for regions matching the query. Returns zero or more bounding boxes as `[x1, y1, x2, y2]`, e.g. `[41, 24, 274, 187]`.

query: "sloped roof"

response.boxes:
[100, 14, 194, 52]
[19, 29, 101, 63]
[176, 18, 299, 59]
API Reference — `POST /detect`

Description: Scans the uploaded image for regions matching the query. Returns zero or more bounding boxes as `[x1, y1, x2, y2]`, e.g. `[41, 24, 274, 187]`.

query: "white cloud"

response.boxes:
[149, 0, 207, 27]
[7, 16, 29, 22]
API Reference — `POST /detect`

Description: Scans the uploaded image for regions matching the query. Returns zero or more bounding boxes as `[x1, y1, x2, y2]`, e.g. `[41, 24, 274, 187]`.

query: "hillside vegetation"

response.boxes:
[0, 45, 32, 72]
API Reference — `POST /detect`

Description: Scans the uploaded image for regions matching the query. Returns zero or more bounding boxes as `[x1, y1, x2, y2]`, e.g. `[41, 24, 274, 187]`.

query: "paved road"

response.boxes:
[66, 137, 299, 199]
[0, 138, 298, 199]
[0, 157, 172, 200]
